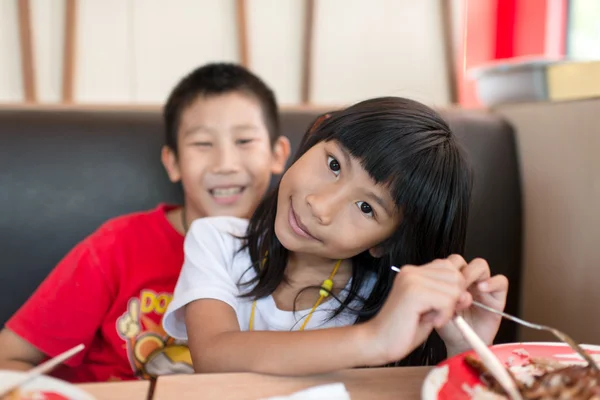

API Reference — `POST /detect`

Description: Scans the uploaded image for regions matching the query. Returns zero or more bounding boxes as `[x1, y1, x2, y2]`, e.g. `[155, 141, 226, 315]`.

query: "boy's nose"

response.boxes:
[212, 146, 240, 174]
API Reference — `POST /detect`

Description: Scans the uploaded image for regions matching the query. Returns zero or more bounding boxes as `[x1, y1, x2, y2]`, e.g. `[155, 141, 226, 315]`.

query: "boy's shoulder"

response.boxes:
[89, 204, 177, 243]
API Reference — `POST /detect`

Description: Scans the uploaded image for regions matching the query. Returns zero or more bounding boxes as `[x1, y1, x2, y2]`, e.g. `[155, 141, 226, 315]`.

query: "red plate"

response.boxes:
[0, 371, 95, 400]
[421, 342, 600, 399]
[17, 392, 71, 400]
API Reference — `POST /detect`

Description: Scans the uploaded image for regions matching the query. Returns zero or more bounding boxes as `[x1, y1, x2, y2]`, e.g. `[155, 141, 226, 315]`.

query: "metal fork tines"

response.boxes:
[472, 300, 599, 370]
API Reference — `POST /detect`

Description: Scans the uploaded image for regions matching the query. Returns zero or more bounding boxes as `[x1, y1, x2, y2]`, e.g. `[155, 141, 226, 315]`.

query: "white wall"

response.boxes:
[312, 0, 450, 107]
[76, 0, 132, 102]
[0, 0, 451, 106]
[248, 0, 305, 104]
[0, 0, 24, 102]
[31, 0, 65, 103]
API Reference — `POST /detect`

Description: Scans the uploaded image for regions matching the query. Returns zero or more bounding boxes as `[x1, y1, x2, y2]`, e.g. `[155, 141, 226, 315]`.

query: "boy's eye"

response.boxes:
[328, 156, 341, 176]
[356, 201, 374, 217]
[236, 139, 254, 145]
[192, 142, 212, 147]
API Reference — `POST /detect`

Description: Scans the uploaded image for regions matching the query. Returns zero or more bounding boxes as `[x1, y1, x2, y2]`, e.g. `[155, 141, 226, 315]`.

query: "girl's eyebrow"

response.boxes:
[333, 143, 394, 216]
[335, 144, 353, 172]
[365, 191, 393, 216]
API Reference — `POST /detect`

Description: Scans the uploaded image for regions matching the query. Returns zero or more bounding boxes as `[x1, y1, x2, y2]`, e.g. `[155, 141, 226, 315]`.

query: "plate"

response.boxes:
[421, 342, 600, 399]
[0, 371, 95, 400]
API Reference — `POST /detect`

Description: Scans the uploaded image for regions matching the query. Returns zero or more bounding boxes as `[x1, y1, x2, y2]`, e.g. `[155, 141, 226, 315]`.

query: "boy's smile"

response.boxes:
[209, 186, 245, 204]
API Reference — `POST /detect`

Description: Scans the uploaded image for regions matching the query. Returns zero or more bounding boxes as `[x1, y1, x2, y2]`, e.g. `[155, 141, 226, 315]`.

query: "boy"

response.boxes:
[0, 63, 290, 382]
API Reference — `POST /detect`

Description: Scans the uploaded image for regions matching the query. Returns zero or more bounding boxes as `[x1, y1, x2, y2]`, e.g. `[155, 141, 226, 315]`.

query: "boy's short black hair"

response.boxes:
[163, 63, 280, 154]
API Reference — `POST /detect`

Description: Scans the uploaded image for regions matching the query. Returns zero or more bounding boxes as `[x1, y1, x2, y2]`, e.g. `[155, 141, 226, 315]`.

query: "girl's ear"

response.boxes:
[368, 246, 385, 258]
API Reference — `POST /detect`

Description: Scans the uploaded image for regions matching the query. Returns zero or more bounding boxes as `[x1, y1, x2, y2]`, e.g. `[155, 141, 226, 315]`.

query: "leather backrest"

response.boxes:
[0, 107, 521, 343]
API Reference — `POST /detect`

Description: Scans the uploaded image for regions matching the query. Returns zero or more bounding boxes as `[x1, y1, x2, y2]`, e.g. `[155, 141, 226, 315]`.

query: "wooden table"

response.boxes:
[153, 367, 432, 400]
[77, 380, 150, 400]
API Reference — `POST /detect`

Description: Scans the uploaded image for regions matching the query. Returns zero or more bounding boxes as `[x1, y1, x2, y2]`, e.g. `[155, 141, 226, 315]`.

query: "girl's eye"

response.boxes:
[237, 139, 254, 145]
[357, 201, 374, 217]
[328, 156, 341, 176]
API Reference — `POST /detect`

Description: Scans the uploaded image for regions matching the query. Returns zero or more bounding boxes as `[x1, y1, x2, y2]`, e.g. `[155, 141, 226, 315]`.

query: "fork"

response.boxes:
[472, 300, 600, 370]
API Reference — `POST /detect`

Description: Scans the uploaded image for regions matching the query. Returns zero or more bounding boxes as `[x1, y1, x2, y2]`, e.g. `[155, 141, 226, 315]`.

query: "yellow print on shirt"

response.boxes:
[116, 290, 193, 379]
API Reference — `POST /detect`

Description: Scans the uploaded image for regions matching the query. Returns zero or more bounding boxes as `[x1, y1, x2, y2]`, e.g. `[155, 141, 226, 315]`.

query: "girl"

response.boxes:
[163, 97, 508, 375]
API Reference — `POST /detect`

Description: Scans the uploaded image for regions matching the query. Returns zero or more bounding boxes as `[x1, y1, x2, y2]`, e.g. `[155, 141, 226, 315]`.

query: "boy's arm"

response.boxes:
[1, 233, 116, 369]
[185, 299, 382, 375]
[0, 329, 45, 370]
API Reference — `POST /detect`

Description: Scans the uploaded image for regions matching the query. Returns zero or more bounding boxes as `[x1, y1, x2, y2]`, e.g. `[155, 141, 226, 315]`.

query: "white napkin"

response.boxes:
[259, 383, 350, 400]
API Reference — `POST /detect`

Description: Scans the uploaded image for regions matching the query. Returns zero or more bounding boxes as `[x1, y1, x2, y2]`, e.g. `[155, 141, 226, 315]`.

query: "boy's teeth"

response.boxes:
[212, 187, 242, 197]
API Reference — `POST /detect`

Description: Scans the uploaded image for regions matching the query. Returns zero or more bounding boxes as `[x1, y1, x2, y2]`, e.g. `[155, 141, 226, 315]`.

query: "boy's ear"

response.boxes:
[368, 246, 385, 258]
[161, 145, 182, 183]
[270, 136, 291, 175]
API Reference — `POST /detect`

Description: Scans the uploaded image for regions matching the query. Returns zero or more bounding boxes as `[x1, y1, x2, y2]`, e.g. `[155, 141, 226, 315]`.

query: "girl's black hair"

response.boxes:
[241, 97, 472, 366]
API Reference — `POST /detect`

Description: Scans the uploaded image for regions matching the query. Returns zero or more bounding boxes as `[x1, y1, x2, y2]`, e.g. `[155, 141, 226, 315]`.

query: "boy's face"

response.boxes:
[162, 92, 290, 220]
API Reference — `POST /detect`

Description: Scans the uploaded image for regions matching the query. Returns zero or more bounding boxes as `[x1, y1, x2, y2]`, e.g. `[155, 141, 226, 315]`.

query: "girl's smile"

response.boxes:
[288, 200, 320, 241]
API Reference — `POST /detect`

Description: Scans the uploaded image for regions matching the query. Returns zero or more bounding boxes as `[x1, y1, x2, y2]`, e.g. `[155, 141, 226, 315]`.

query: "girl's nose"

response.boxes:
[305, 186, 341, 225]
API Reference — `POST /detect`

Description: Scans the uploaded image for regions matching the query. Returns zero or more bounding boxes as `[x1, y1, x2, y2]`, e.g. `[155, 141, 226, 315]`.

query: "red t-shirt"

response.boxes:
[6, 204, 194, 383]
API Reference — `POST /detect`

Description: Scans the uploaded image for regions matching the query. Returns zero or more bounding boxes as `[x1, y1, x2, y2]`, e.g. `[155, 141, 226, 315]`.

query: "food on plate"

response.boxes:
[464, 353, 600, 399]
[512, 349, 530, 358]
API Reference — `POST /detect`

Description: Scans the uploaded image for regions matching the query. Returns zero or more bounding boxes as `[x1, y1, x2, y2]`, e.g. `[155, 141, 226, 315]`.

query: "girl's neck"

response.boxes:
[285, 252, 351, 287]
[271, 252, 352, 312]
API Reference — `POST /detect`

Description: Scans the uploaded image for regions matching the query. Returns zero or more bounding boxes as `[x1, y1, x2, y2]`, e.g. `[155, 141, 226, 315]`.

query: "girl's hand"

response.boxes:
[437, 257, 509, 357]
[364, 255, 471, 365]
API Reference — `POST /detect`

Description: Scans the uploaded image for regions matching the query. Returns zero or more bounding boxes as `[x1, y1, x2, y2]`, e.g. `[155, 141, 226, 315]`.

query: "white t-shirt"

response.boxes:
[163, 216, 374, 340]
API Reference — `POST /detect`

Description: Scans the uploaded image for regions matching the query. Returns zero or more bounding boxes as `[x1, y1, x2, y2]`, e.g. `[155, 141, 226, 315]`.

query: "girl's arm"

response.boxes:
[185, 256, 474, 375]
[185, 300, 379, 375]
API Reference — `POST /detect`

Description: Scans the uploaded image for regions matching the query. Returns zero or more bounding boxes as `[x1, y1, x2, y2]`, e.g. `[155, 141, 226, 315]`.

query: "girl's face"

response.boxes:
[275, 140, 402, 261]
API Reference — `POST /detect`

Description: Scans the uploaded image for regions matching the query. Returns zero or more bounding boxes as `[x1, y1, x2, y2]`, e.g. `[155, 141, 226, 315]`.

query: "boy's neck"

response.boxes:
[165, 207, 184, 235]
[165, 206, 205, 235]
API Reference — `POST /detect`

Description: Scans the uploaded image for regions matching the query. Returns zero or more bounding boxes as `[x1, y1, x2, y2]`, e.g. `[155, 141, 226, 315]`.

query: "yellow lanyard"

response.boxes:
[249, 259, 343, 331]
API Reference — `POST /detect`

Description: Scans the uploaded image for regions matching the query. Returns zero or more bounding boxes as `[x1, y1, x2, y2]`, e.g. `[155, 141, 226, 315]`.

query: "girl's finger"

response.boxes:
[477, 275, 509, 300]
[426, 255, 468, 273]
[462, 258, 491, 288]
[407, 286, 463, 328]
[415, 266, 466, 286]
[456, 291, 473, 311]
[446, 254, 469, 271]
[403, 267, 466, 297]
